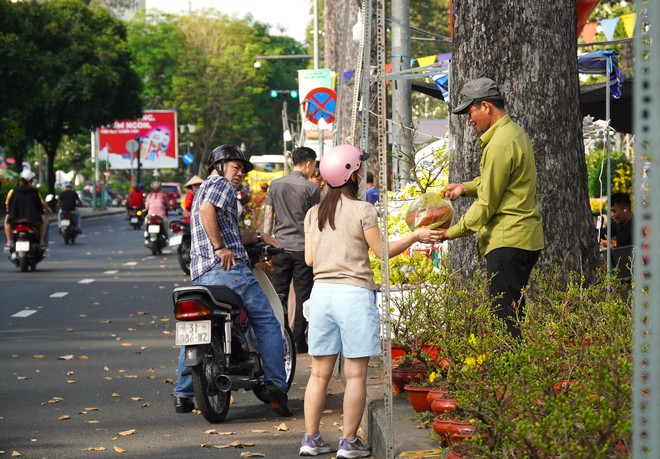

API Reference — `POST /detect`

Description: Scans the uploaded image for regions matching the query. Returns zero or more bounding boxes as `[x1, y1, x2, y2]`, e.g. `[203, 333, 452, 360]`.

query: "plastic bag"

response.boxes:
[405, 192, 454, 231]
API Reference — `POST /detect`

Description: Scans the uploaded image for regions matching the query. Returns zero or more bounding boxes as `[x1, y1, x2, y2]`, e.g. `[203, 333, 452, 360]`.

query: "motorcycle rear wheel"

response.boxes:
[253, 325, 297, 404]
[19, 257, 29, 272]
[192, 335, 231, 423]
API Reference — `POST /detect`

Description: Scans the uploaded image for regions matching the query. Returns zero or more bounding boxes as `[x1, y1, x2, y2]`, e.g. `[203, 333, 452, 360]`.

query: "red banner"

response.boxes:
[97, 111, 178, 170]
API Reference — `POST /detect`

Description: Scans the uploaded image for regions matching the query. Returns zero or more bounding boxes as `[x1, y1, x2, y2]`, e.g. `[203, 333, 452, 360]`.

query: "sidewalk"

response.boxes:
[45, 206, 125, 223]
[361, 357, 442, 459]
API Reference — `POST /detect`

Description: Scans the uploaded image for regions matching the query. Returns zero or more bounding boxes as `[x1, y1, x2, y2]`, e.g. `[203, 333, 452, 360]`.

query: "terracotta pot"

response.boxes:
[391, 366, 428, 394]
[404, 385, 433, 413]
[446, 451, 463, 459]
[426, 388, 447, 404]
[448, 431, 488, 445]
[432, 417, 474, 440]
[431, 397, 457, 415]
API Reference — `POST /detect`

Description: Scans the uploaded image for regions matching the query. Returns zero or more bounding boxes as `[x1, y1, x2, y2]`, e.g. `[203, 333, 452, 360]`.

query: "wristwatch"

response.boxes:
[257, 231, 263, 243]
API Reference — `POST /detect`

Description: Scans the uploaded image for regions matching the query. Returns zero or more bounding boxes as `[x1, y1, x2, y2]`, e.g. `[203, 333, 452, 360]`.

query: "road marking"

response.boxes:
[124, 262, 138, 266]
[12, 310, 37, 318]
[50, 292, 69, 298]
[104, 270, 119, 274]
[78, 279, 95, 284]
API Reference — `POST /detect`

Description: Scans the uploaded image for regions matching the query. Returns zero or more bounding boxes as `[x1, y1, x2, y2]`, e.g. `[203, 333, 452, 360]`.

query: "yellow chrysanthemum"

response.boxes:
[468, 333, 477, 346]
[476, 354, 487, 365]
[465, 357, 476, 366]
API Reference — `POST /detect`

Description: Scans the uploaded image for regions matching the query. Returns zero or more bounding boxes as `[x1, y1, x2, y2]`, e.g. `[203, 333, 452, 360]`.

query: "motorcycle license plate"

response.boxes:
[130, 217, 138, 224]
[148, 224, 161, 234]
[15, 241, 30, 252]
[176, 321, 211, 346]
[169, 234, 183, 247]
[61, 219, 71, 227]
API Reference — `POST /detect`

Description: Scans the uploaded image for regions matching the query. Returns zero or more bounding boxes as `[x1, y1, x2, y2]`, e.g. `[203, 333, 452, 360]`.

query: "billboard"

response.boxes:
[97, 110, 178, 170]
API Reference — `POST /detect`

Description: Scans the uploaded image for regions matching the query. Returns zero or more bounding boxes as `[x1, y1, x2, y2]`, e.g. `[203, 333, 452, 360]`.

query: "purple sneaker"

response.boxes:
[337, 437, 372, 458]
[299, 433, 332, 456]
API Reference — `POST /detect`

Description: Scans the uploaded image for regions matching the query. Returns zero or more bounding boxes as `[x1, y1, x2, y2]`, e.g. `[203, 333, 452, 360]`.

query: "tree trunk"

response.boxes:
[449, 0, 600, 279]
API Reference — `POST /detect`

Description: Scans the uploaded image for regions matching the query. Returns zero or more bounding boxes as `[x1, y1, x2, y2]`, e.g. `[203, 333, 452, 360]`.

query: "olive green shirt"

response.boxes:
[446, 115, 544, 256]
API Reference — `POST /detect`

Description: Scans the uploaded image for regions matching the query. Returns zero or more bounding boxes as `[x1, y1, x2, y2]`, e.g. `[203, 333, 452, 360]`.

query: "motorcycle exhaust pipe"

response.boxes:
[215, 375, 258, 392]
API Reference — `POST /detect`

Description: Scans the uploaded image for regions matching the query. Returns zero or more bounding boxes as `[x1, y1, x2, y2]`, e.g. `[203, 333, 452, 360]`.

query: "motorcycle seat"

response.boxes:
[204, 285, 244, 309]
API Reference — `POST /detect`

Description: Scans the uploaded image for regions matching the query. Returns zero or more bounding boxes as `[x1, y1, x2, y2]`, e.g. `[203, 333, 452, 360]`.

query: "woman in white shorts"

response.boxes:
[299, 145, 443, 458]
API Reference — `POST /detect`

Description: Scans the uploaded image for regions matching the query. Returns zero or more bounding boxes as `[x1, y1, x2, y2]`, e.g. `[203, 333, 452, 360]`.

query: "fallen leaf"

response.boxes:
[58, 355, 74, 360]
[86, 447, 106, 451]
[240, 453, 266, 458]
[58, 415, 70, 420]
[127, 328, 136, 332]
[205, 429, 217, 435]
[33, 355, 45, 359]
[112, 393, 121, 397]
[118, 369, 127, 373]
[136, 311, 149, 315]
[103, 366, 110, 371]
[146, 375, 156, 380]
[66, 380, 77, 384]
[113, 446, 126, 453]
[322, 409, 338, 414]
[118, 429, 135, 436]
[17, 376, 28, 380]
[275, 423, 289, 431]
[141, 403, 150, 408]
[130, 397, 143, 401]
[66, 328, 74, 332]
[78, 355, 89, 360]
[250, 430, 268, 433]
[100, 320, 112, 324]
[87, 420, 100, 424]
[11, 451, 23, 457]
[84, 407, 101, 411]
[120, 343, 133, 347]
[67, 371, 75, 376]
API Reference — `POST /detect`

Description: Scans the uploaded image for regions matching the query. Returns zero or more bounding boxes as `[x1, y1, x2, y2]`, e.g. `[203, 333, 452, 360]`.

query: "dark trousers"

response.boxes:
[486, 247, 541, 338]
[271, 250, 314, 346]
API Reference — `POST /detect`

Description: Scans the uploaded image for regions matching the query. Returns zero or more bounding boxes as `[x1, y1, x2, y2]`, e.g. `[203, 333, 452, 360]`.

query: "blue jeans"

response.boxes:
[174, 260, 288, 398]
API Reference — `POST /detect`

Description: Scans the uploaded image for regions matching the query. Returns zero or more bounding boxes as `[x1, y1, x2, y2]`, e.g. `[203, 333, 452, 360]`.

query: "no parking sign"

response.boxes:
[302, 87, 337, 125]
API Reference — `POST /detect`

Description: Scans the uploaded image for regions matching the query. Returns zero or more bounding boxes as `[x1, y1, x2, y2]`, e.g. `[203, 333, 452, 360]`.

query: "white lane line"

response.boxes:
[78, 279, 95, 284]
[50, 292, 69, 298]
[12, 310, 37, 318]
[104, 270, 119, 274]
[124, 262, 138, 266]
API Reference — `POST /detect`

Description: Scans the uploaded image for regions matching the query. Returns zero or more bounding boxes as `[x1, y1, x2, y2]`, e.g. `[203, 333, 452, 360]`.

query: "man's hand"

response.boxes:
[444, 183, 466, 201]
[216, 247, 236, 270]
[261, 233, 282, 248]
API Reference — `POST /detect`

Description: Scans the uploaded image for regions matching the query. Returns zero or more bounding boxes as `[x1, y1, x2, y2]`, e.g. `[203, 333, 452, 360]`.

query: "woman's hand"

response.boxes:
[412, 227, 445, 244]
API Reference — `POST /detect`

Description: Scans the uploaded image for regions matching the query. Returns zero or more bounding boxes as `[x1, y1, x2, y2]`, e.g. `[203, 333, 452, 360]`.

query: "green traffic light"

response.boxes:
[290, 90, 298, 99]
[270, 90, 278, 98]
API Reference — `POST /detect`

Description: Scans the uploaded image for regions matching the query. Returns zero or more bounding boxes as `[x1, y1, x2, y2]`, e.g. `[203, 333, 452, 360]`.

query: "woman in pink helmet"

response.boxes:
[299, 145, 443, 457]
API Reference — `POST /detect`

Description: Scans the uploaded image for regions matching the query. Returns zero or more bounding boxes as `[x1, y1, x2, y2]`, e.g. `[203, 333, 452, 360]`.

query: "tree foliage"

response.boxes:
[0, 0, 143, 193]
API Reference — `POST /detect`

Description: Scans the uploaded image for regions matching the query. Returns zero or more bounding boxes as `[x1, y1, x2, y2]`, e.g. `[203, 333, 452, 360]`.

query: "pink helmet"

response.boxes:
[320, 144, 370, 187]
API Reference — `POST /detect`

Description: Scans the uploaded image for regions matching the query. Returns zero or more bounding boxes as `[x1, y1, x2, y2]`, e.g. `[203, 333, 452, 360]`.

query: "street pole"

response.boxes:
[313, 0, 319, 69]
[391, 0, 412, 190]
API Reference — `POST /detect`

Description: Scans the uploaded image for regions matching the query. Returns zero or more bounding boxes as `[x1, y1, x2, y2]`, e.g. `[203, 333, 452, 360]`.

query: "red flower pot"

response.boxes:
[431, 397, 457, 415]
[404, 385, 433, 413]
[446, 451, 463, 459]
[426, 388, 447, 404]
[391, 366, 427, 394]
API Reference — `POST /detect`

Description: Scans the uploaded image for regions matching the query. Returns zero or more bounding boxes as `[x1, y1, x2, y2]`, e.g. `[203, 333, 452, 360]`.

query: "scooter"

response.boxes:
[128, 207, 144, 230]
[172, 244, 296, 423]
[169, 220, 191, 275]
[7, 220, 45, 272]
[59, 211, 80, 245]
[144, 214, 167, 255]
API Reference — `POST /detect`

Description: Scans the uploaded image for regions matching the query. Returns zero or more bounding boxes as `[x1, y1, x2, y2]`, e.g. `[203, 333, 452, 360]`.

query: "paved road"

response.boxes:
[0, 213, 347, 458]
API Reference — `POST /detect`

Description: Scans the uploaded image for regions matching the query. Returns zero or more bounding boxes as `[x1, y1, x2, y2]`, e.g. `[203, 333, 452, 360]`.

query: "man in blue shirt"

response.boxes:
[365, 172, 379, 205]
[173, 145, 292, 417]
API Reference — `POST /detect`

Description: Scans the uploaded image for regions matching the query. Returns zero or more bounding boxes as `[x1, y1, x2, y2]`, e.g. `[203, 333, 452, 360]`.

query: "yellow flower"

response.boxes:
[468, 333, 477, 346]
[476, 354, 487, 365]
[429, 371, 437, 383]
[464, 357, 476, 366]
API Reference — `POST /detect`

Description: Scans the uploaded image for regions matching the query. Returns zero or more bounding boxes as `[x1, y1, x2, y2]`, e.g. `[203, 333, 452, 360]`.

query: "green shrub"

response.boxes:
[586, 149, 632, 198]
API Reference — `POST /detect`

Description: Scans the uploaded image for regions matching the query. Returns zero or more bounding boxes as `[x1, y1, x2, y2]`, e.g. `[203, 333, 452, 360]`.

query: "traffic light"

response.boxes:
[269, 89, 298, 99]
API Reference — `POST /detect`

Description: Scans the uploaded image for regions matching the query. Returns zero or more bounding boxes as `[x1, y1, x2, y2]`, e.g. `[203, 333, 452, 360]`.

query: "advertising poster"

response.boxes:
[97, 111, 178, 170]
[298, 69, 334, 156]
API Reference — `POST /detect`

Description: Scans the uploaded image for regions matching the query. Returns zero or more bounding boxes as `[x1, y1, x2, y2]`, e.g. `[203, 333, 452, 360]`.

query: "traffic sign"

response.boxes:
[183, 153, 194, 165]
[125, 139, 139, 153]
[302, 87, 337, 125]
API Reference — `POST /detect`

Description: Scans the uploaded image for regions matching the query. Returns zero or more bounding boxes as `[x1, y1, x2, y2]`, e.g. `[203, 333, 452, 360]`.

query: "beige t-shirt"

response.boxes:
[304, 196, 379, 291]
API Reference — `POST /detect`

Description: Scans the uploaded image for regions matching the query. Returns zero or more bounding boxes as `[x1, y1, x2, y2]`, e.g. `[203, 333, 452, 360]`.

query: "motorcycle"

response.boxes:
[143, 214, 168, 255]
[172, 244, 296, 423]
[128, 207, 144, 230]
[59, 211, 80, 245]
[7, 220, 45, 272]
[169, 220, 191, 275]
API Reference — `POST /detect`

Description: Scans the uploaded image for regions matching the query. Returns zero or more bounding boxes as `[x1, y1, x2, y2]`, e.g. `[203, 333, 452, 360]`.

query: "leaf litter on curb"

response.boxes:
[118, 429, 136, 436]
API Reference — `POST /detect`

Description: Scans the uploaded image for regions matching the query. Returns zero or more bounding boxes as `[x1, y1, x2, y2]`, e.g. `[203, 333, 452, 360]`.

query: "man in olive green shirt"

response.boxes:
[439, 77, 544, 337]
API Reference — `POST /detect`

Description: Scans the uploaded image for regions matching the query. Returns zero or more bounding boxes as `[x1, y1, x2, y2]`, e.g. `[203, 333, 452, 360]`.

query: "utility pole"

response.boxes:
[391, 0, 412, 190]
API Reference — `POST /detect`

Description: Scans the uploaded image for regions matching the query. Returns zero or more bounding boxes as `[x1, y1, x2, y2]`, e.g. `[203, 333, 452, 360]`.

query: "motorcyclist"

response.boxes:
[4, 170, 47, 252]
[125, 184, 145, 218]
[144, 181, 168, 235]
[182, 175, 203, 224]
[58, 181, 82, 231]
[173, 144, 292, 417]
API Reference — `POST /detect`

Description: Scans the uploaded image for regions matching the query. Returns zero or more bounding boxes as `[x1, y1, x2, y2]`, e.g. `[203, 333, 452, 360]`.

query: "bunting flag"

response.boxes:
[417, 55, 437, 68]
[620, 13, 637, 38]
[430, 73, 449, 102]
[581, 22, 598, 44]
[599, 17, 619, 42]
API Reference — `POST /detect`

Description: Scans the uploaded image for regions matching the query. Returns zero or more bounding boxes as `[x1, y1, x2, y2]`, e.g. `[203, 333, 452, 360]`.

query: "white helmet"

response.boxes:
[20, 170, 36, 182]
